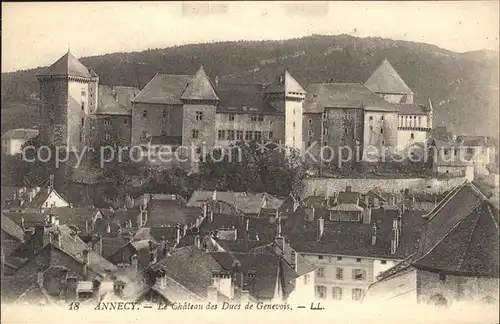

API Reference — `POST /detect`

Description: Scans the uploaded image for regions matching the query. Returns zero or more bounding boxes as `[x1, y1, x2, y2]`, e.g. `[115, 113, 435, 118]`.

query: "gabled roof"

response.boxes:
[95, 85, 131, 115]
[1, 213, 24, 242]
[132, 73, 193, 104]
[2, 129, 39, 140]
[265, 70, 306, 94]
[146, 199, 202, 227]
[180, 66, 219, 101]
[303, 83, 397, 113]
[23, 188, 69, 209]
[41, 51, 91, 78]
[364, 59, 413, 95]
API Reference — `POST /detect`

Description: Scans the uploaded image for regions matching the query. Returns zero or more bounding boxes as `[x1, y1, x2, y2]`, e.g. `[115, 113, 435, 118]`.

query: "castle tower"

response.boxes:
[365, 58, 414, 104]
[180, 66, 219, 156]
[37, 51, 99, 152]
[265, 70, 306, 151]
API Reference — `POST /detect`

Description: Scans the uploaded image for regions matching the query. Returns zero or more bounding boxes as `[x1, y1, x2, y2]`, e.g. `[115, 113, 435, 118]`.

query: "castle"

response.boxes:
[37, 51, 433, 167]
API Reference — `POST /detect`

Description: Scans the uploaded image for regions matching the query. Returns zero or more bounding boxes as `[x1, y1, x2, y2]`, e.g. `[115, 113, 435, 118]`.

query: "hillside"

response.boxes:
[2, 34, 498, 137]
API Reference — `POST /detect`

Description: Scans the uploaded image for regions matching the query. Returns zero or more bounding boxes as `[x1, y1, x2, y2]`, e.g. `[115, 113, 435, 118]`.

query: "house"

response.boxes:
[23, 183, 70, 210]
[1, 215, 118, 304]
[1, 186, 43, 211]
[1, 128, 39, 155]
[364, 181, 499, 306]
[282, 201, 424, 303]
[429, 138, 475, 181]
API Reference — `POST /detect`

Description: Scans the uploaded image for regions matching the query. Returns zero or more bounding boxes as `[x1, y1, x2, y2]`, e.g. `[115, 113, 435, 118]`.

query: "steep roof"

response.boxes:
[132, 73, 193, 104]
[304, 83, 398, 113]
[215, 83, 281, 114]
[1, 213, 24, 242]
[180, 66, 219, 101]
[42, 51, 91, 78]
[2, 129, 39, 141]
[146, 199, 202, 227]
[95, 85, 132, 115]
[364, 59, 413, 95]
[265, 70, 306, 94]
[397, 103, 429, 115]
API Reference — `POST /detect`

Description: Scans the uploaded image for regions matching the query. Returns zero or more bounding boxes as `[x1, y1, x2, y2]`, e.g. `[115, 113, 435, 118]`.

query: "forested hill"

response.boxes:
[2, 34, 498, 137]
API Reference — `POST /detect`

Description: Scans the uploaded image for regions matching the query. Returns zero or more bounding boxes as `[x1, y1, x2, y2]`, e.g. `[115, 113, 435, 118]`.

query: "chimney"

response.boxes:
[346, 185, 352, 192]
[183, 224, 188, 237]
[49, 174, 54, 192]
[317, 218, 324, 241]
[117, 228, 122, 238]
[390, 214, 400, 255]
[202, 202, 208, 219]
[215, 76, 219, 86]
[106, 224, 111, 233]
[207, 286, 218, 302]
[363, 207, 372, 224]
[245, 218, 249, 232]
[365, 195, 369, 208]
[131, 254, 138, 273]
[82, 249, 90, 279]
[175, 225, 181, 246]
[21, 217, 25, 231]
[194, 235, 201, 249]
[148, 241, 157, 265]
[371, 223, 377, 246]
[209, 202, 214, 222]
[85, 221, 89, 232]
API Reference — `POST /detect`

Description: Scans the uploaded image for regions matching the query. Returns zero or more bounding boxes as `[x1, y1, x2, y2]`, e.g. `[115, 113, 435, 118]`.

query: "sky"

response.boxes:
[2, 1, 499, 72]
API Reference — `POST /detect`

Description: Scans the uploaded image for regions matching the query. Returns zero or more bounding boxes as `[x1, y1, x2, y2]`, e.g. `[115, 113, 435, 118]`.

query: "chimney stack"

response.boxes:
[371, 223, 377, 246]
[245, 218, 249, 232]
[131, 254, 138, 273]
[209, 202, 214, 222]
[194, 235, 201, 249]
[317, 218, 324, 241]
[183, 224, 188, 237]
[175, 224, 181, 246]
[82, 249, 90, 278]
[202, 202, 208, 219]
[148, 241, 157, 265]
[215, 76, 219, 87]
[207, 286, 218, 302]
[390, 214, 400, 255]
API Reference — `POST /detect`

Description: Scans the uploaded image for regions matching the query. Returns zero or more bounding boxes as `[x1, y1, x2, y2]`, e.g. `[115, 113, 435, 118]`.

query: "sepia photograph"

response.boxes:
[1, 1, 499, 323]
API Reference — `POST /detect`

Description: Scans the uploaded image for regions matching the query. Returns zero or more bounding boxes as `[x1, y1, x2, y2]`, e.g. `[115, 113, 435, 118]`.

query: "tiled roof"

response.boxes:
[216, 239, 271, 253]
[150, 246, 226, 299]
[456, 135, 496, 147]
[1, 213, 24, 242]
[132, 73, 193, 104]
[1, 129, 39, 140]
[101, 237, 130, 257]
[364, 59, 413, 95]
[180, 66, 219, 101]
[41, 52, 91, 78]
[338, 191, 360, 204]
[23, 188, 68, 209]
[330, 203, 364, 212]
[304, 83, 397, 113]
[3, 211, 47, 228]
[95, 85, 131, 115]
[215, 83, 281, 114]
[146, 200, 202, 227]
[265, 70, 306, 94]
[150, 276, 207, 303]
[286, 209, 424, 259]
[396, 103, 428, 115]
[113, 86, 140, 110]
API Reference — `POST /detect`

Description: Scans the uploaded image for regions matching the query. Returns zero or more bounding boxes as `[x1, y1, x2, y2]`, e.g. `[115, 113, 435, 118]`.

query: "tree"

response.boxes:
[198, 140, 306, 198]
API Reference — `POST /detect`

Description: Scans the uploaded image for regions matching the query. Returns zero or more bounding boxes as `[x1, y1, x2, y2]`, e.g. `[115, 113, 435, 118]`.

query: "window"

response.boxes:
[380, 128, 384, 134]
[229, 114, 235, 121]
[308, 130, 313, 137]
[254, 131, 262, 140]
[322, 112, 327, 120]
[162, 110, 167, 118]
[218, 130, 226, 140]
[356, 258, 362, 263]
[444, 148, 449, 155]
[236, 130, 243, 140]
[344, 128, 348, 134]
[269, 120, 273, 125]
[316, 286, 327, 299]
[336, 267, 343, 280]
[454, 149, 458, 156]
[369, 126, 373, 131]
[293, 122, 296, 128]
[381, 260, 387, 264]
[439, 274, 446, 281]
[332, 287, 342, 300]
[192, 129, 199, 139]
[104, 133, 110, 141]
[268, 132, 273, 140]
[467, 147, 474, 154]
[352, 288, 364, 301]
[250, 115, 258, 122]
[258, 114, 264, 121]
[352, 268, 366, 281]
[228, 130, 235, 140]
[381, 116, 384, 120]
[410, 133, 415, 139]
[196, 147, 201, 154]
[124, 119, 128, 125]
[81, 102, 85, 111]
[316, 267, 325, 278]
[369, 116, 373, 121]
[195, 111, 203, 121]
[104, 118, 111, 126]
[318, 255, 323, 260]
[79, 132, 85, 142]
[303, 274, 310, 285]
[323, 128, 328, 136]
[337, 256, 342, 261]
[293, 109, 295, 115]
[81, 90, 86, 96]
[81, 118, 85, 127]
[143, 110, 147, 118]
[308, 118, 312, 124]
[245, 131, 252, 141]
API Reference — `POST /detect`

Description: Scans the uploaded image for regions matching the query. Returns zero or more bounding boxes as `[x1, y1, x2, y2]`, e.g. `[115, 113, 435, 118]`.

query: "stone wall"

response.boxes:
[304, 176, 467, 197]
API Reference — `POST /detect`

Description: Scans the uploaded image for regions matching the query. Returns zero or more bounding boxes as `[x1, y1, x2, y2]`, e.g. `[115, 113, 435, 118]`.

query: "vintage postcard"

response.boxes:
[1, 1, 499, 324]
